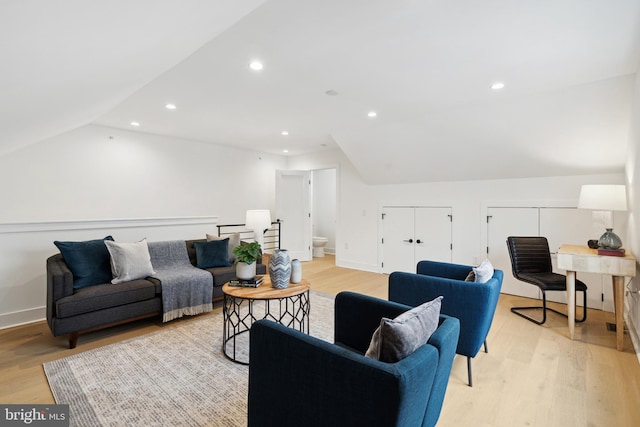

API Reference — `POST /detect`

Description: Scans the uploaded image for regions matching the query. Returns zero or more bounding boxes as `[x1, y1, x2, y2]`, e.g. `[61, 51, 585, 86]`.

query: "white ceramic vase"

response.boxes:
[290, 259, 302, 283]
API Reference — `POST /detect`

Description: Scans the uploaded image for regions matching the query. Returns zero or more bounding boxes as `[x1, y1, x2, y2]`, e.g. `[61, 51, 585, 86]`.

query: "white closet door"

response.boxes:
[540, 208, 605, 310]
[382, 207, 415, 274]
[486, 207, 539, 298]
[382, 206, 453, 274]
[414, 207, 452, 264]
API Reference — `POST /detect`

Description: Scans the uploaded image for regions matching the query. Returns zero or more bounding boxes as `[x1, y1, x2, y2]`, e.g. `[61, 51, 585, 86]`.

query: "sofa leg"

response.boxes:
[467, 356, 473, 387]
[69, 332, 79, 349]
[483, 340, 488, 353]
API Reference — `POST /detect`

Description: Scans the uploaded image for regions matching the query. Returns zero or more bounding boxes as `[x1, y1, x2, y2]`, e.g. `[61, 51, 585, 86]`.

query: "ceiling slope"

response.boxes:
[0, 0, 266, 156]
[3, 1, 640, 184]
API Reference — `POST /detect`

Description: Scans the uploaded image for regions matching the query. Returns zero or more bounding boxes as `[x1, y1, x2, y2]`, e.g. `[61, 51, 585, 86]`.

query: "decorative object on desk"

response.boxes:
[245, 209, 271, 249]
[577, 184, 627, 250]
[290, 258, 302, 283]
[233, 241, 262, 280]
[598, 228, 623, 250]
[269, 248, 291, 288]
[587, 239, 599, 249]
[597, 248, 626, 257]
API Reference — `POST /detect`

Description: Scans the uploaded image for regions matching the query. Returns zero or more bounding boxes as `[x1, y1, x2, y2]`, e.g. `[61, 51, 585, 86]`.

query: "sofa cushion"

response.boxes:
[207, 233, 240, 263]
[105, 239, 156, 284]
[54, 236, 114, 289]
[365, 296, 442, 363]
[194, 239, 231, 268]
[56, 279, 156, 318]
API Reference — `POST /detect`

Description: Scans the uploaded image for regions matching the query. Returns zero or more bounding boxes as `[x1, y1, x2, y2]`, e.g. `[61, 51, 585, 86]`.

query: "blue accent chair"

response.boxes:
[388, 261, 503, 387]
[247, 291, 460, 427]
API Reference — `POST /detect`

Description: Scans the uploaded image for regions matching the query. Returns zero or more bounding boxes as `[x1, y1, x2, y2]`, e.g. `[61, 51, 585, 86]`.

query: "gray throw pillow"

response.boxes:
[207, 233, 240, 263]
[365, 296, 443, 363]
[473, 258, 494, 283]
[105, 239, 156, 284]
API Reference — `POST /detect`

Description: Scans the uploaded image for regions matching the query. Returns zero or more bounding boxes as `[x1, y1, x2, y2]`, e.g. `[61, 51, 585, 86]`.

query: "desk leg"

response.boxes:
[612, 275, 625, 351]
[566, 270, 576, 340]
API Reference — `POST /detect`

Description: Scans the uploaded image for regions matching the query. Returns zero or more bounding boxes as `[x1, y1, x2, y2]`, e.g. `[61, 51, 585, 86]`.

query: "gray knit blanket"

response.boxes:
[147, 240, 213, 322]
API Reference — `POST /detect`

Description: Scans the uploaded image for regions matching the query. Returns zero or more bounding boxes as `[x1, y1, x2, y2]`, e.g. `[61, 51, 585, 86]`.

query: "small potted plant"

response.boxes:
[232, 241, 262, 280]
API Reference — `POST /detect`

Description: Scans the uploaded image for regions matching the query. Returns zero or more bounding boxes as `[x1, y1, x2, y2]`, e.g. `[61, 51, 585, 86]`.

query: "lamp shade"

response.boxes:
[577, 185, 627, 211]
[245, 209, 272, 231]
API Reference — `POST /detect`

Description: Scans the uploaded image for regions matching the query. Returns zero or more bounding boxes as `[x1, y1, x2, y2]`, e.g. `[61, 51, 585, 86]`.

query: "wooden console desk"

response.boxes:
[557, 244, 636, 351]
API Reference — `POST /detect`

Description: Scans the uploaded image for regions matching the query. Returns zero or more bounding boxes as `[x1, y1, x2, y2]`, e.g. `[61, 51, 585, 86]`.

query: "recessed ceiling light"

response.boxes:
[130, 121, 140, 127]
[367, 111, 377, 118]
[325, 89, 339, 96]
[249, 61, 263, 71]
[283, 149, 289, 153]
[165, 103, 177, 110]
[491, 82, 505, 90]
[281, 131, 289, 136]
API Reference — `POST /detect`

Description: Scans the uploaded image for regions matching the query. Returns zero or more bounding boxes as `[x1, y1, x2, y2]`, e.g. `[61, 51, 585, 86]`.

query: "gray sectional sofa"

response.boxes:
[46, 237, 266, 348]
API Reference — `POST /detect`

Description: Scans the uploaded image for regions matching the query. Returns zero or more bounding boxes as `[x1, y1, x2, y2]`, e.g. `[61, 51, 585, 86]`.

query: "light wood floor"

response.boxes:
[1, 255, 639, 426]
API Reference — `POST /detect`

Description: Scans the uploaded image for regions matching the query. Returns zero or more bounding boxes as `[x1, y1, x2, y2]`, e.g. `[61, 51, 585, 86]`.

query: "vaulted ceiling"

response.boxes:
[2, 1, 640, 184]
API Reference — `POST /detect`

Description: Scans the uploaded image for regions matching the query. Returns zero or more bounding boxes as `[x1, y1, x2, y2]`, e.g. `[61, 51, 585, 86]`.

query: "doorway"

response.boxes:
[275, 168, 337, 264]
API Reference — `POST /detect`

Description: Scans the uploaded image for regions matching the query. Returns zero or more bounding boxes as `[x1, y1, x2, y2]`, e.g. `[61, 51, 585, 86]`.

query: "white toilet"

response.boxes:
[312, 236, 329, 257]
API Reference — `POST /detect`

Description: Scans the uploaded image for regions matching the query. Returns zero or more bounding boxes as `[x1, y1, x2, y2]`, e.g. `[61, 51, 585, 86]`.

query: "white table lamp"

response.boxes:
[577, 185, 627, 249]
[245, 209, 272, 248]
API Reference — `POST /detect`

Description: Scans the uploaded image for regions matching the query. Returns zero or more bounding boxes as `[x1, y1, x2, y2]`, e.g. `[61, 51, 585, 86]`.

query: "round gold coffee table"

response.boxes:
[222, 277, 310, 365]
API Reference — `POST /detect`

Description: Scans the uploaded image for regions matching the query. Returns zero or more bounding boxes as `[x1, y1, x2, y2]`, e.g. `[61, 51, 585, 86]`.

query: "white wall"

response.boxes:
[625, 71, 640, 354]
[288, 149, 626, 272]
[0, 124, 286, 328]
[311, 169, 336, 254]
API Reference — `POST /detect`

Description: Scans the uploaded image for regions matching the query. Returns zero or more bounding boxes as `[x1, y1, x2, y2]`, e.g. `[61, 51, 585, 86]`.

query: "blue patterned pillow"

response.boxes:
[54, 236, 114, 289]
[194, 239, 231, 269]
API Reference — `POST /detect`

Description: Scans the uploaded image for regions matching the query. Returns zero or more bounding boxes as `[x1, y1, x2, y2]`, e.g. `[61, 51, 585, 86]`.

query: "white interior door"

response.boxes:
[487, 207, 539, 298]
[414, 207, 452, 263]
[382, 207, 415, 273]
[276, 170, 312, 261]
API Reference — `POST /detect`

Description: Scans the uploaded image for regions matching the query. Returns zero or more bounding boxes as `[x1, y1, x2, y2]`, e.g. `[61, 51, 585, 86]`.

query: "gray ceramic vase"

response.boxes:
[269, 249, 291, 288]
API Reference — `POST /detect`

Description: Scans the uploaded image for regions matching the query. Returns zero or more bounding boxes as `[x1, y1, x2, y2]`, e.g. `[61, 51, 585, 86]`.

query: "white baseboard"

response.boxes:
[336, 258, 379, 273]
[0, 306, 45, 330]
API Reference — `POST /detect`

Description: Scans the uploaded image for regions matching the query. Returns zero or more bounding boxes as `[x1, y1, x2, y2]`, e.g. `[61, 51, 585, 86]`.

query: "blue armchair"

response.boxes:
[388, 260, 503, 386]
[247, 291, 460, 427]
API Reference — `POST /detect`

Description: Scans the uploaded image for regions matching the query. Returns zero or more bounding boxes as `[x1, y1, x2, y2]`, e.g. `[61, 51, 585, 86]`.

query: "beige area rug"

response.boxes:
[44, 291, 335, 427]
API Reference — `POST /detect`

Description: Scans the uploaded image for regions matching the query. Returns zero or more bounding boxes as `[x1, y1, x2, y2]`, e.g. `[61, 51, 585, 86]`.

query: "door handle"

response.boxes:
[403, 238, 414, 243]
[416, 239, 423, 244]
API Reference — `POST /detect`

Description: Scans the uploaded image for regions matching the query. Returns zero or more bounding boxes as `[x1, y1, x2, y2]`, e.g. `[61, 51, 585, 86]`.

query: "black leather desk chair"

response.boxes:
[506, 236, 587, 325]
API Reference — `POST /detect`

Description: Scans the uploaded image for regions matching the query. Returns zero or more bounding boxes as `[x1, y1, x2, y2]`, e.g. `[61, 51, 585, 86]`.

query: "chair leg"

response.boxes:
[576, 289, 587, 323]
[483, 340, 488, 353]
[511, 289, 587, 325]
[510, 291, 549, 325]
[467, 356, 473, 387]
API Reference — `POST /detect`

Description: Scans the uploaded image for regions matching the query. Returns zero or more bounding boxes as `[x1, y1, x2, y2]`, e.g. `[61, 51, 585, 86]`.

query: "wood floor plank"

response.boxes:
[1, 255, 639, 426]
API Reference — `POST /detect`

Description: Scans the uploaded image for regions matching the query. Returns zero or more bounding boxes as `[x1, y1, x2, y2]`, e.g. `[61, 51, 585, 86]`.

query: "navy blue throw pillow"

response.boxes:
[54, 236, 114, 289]
[194, 238, 231, 269]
